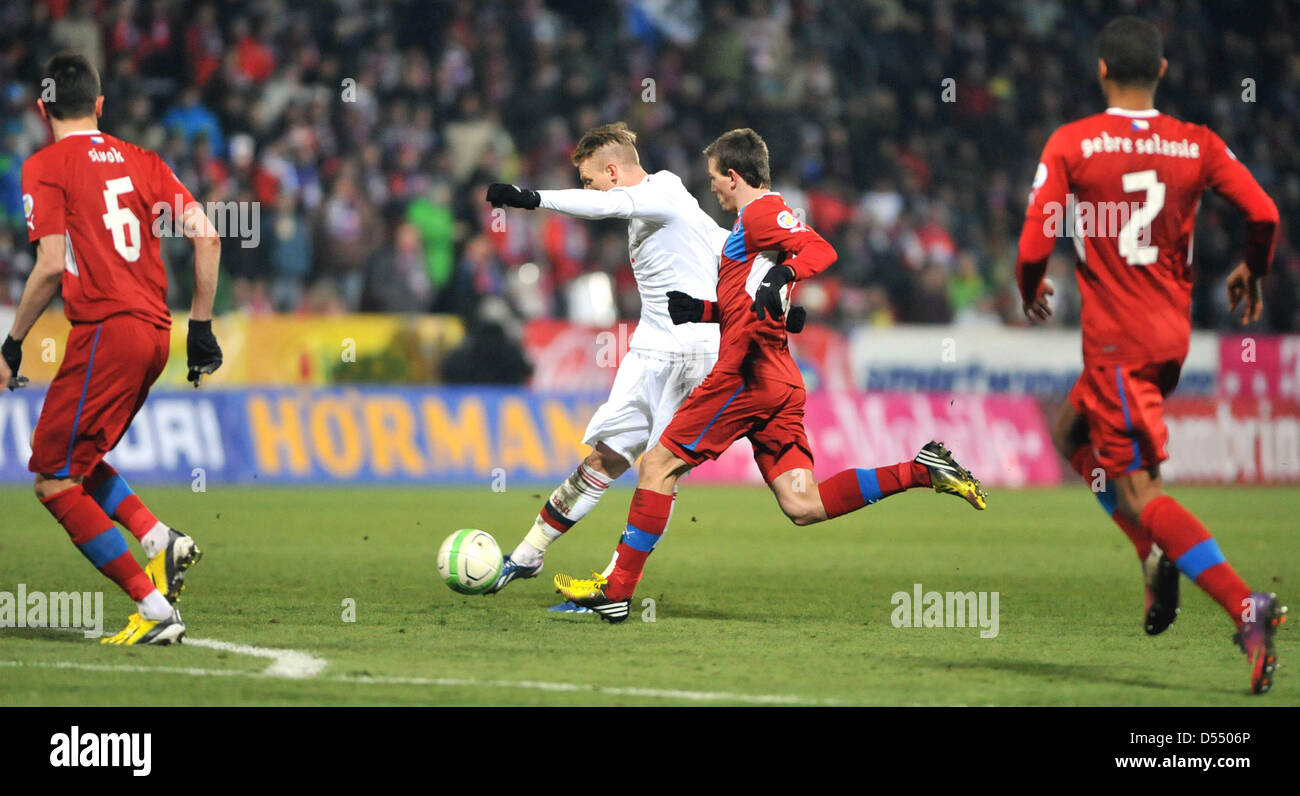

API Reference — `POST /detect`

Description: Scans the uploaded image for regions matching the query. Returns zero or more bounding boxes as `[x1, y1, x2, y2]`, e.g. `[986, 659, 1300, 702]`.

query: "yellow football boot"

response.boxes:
[915, 440, 988, 510]
[554, 572, 629, 623]
[101, 609, 186, 645]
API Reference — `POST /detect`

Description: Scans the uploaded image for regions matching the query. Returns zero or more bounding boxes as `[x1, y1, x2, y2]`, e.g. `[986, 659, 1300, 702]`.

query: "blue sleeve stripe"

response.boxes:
[1175, 538, 1226, 581]
[78, 526, 129, 569]
[92, 474, 134, 517]
[855, 468, 884, 505]
[622, 524, 662, 553]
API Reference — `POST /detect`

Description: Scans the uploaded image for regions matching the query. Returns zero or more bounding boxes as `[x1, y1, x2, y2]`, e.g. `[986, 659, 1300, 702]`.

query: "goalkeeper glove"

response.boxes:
[187, 319, 223, 387]
[486, 183, 542, 210]
[666, 291, 705, 324]
[752, 264, 795, 321]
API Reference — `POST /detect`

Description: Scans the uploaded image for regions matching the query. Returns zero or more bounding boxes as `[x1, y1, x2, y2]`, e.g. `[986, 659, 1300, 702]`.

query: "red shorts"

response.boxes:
[1068, 360, 1182, 479]
[29, 314, 170, 477]
[660, 370, 813, 484]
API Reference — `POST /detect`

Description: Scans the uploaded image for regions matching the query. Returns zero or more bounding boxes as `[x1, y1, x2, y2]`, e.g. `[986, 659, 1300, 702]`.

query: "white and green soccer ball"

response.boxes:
[437, 529, 503, 595]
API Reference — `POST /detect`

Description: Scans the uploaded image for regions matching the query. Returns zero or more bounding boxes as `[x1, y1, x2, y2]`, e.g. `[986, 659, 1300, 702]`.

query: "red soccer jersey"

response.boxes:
[22, 130, 198, 330]
[1017, 108, 1278, 365]
[711, 192, 837, 387]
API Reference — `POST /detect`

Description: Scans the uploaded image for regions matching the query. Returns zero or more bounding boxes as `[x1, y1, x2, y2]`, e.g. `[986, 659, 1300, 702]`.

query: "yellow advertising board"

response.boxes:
[6, 311, 464, 386]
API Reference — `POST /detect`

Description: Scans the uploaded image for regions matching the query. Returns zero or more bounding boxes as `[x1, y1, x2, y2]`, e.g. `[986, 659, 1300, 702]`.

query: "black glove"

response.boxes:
[752, 264, 795, 321]
[486, 183, 541, 209]
[785, 306, 807, 334]
[3, 335, 25, 390]
[187, 319, 223, 387]
[666, 291, 704, 325]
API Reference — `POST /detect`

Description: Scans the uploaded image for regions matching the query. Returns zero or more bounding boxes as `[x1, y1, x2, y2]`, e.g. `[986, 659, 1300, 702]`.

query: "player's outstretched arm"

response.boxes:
[182, 204, 222, 386]
[2, 234, 65, 389]
[485, 183, 541, 210]
[488, 182, 674, 223]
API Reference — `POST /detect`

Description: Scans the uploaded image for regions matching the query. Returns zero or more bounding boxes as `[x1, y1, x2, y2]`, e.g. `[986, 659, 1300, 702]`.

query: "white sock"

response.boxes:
[141, 521, 171, 558]
[137, 589, 172, 621]
[513, 462, 613, 565]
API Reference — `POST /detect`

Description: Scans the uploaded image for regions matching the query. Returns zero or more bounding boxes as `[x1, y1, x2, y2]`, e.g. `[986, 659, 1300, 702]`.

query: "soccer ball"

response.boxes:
[437, 529, 503, 595]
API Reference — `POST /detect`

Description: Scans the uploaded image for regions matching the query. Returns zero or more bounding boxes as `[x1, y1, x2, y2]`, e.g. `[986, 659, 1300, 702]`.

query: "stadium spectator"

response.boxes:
[364, 221, 432, 313]
[269, 189, 312, 312]
[312, 166, 382, 310]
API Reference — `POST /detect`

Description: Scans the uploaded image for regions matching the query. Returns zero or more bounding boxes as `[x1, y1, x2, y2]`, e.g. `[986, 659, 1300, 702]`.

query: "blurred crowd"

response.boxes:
[0, 0, 1296, 332]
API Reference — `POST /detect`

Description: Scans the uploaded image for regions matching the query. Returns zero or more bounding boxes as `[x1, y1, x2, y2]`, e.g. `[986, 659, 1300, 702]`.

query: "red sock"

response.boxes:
[82, 461, 160, 541]
[41, 485, 154, 601]
[1069, 445, 1152, 560]
[1112, 513, 1152, 561]
[1139, 495, 1252, 625]
[819, 462, 930, 519]
[605, 488, 674, 601]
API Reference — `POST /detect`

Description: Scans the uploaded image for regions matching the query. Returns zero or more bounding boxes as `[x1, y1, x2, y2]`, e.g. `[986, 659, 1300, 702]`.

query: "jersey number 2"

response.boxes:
[1118, 170, 1165, 266]
[101, 176, 142, 263]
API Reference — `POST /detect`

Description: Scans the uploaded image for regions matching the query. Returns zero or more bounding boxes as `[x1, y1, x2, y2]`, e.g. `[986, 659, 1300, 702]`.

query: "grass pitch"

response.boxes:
[0, 484, 1294, 706]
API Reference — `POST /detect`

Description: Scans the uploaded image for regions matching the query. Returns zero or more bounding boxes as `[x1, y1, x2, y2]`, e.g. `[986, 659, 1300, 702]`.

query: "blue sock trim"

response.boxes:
[621, 524, 661, 553]
[78, 527, 129, 569]
[92, 474, 134, 517]
[1175, 538, 1226, 581]
[856, 468, 884, 505]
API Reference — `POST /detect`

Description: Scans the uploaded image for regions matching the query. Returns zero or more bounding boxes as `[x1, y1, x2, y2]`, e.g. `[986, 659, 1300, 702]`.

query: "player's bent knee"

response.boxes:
[589, 446, 629, 480]
[778, 496, 823, 526]
[33, 474, 79, 501]
[1115, 473, 1161, 520]
[641, 445, 675, 477]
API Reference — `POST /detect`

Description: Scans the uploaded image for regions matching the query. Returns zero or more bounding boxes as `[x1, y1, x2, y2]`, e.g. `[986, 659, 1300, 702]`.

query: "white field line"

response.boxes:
[0, 639, 837, 704]
[184, 638, 327, 678]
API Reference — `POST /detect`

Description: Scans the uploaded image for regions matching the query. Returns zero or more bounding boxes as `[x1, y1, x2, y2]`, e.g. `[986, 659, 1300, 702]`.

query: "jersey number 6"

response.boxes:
[101, 176, 142, 263]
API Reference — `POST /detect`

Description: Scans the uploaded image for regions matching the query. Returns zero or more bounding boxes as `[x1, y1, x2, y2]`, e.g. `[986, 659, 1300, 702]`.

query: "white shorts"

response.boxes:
[583, 349, 717, 465]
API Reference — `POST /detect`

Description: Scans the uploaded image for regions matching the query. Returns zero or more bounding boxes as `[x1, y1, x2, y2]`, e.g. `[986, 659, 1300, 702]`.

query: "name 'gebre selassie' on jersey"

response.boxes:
[1080, 129, 1201, 160]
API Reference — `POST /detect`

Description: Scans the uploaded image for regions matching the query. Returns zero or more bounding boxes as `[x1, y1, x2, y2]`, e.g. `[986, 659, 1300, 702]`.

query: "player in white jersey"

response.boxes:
[484, 123, 726, 600]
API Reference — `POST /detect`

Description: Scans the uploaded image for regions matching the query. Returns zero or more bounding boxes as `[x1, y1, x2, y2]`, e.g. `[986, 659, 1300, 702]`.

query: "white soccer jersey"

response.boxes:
[538, 170, 724, 356]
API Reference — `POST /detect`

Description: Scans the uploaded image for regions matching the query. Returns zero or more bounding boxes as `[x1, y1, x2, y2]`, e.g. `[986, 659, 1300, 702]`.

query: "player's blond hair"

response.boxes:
[570, 122, 640, 167]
